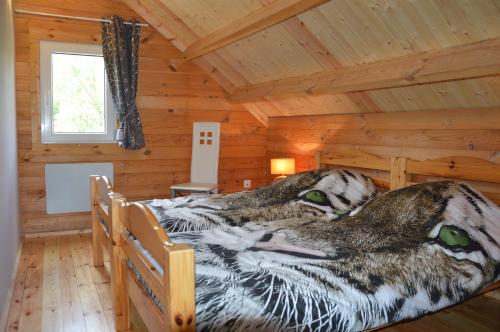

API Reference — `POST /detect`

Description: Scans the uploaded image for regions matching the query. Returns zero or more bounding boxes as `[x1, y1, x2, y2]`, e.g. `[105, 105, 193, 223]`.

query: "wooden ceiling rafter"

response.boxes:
[124, 0, 388, 116]
[122, 0, 247, 90]
[123, 0, 500, 117]
[228, 37, 500, 103]
[121, 0, 269, 126]
[260, 5, 382, 113]
[181, 0, 329, 61]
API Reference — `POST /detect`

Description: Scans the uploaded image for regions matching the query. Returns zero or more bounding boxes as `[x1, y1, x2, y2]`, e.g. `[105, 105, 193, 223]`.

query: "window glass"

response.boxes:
[40, 41, 115, 144]
[51, 53, 106, 133]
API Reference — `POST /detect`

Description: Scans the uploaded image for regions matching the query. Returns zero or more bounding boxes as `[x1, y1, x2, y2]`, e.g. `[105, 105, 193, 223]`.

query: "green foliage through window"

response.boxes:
[52, 53, 106, 133]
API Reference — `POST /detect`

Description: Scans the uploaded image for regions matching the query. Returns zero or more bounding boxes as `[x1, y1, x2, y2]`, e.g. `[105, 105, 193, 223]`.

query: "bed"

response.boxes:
[91, 151, 500, 332]
[90, 175, 131, 330]
[92, 167, 378, 330]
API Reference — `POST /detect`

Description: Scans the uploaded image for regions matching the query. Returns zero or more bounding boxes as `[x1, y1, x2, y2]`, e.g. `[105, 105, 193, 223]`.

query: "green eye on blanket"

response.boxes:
[305, 190, 329, 205]
[438, 225, 471, 247]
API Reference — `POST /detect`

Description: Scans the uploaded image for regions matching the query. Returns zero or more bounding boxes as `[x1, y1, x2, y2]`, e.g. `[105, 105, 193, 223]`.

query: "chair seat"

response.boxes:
[170, 182, 218, 192]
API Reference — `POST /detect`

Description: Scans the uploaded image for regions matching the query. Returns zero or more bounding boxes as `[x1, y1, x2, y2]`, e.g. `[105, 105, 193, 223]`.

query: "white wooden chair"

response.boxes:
[170, 122, 220, 197]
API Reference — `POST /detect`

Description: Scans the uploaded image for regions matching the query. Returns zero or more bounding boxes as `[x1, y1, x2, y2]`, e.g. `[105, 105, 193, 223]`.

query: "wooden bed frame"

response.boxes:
[97, 188, 196, 331]
[91, 175, 116, 269]
[90, 151, 499, 332]
[90, 175, 195, 331]
[315, 150, 500, 204]
[90, 176, 132, 331]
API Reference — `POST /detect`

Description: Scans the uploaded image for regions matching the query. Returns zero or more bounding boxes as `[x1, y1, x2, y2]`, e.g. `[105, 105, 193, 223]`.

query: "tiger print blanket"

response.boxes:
[134, 177, 499, 331]
[145, 169, 377, 232]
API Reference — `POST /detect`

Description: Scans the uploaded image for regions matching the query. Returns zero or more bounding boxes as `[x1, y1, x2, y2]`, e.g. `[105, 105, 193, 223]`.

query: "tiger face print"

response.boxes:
[146, 169, 377, 232]
[169, 181, 500, 331]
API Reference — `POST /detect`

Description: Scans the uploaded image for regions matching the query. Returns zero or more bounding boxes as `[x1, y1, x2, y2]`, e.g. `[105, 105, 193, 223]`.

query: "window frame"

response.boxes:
[40, 41, 116, 144]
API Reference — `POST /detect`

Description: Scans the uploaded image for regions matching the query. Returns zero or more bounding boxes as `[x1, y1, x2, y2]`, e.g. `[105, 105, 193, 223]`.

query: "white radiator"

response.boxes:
[45, 163, 113, 214]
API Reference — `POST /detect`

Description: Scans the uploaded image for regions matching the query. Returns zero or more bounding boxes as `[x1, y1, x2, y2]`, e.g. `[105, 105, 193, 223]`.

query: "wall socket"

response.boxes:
[243, 179, 252, 189]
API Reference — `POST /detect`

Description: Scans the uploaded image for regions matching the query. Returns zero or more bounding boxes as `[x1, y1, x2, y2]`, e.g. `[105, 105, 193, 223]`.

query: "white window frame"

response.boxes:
[40, 41, 116, 144]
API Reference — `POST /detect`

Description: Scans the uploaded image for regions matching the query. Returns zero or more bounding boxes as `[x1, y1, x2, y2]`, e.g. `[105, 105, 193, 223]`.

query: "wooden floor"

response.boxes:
[5, 233, 500, 332]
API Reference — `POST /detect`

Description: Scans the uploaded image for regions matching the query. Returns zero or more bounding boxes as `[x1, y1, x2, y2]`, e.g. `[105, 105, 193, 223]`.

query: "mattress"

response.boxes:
[128, 181, 500, 332]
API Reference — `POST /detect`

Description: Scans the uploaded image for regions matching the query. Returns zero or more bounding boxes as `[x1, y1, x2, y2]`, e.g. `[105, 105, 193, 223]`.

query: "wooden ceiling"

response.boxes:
[123, 0, 500, 121]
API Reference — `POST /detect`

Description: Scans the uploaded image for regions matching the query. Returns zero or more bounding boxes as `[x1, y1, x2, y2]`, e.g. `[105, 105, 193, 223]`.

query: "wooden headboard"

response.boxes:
[315, 150, 500, 204]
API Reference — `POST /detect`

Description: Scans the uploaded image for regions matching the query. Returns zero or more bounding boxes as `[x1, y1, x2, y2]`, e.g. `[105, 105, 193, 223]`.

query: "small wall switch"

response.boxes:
[243, 179, 252, 189]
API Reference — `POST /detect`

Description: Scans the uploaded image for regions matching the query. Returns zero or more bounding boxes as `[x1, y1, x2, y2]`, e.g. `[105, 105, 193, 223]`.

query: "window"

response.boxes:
[40, 41, 115, 143]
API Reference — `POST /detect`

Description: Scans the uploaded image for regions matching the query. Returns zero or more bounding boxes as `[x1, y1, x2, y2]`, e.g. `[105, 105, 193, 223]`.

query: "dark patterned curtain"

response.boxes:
[102, 16, 145, 150]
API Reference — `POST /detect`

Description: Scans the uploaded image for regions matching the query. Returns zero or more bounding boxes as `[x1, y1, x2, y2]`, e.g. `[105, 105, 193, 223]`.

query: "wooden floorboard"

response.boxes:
[5, 234, 500, 332]
[6, 240, 29, 331]
[17, 238, 44, 332]
[58, 235, 86, 332]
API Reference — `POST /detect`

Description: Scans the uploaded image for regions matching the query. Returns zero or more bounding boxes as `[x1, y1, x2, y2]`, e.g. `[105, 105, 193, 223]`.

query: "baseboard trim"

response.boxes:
[0, 243, 23, 331]
[24, 228, 92, 238]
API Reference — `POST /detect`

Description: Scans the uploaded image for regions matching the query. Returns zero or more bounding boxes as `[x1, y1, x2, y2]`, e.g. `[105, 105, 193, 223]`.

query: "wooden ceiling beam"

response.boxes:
[229, 37, 500, 103]
[122, 0, 253, 91]
[122, 0, 269, 126]
[269, 12, 383, 113]
[181, 0, 328, 61]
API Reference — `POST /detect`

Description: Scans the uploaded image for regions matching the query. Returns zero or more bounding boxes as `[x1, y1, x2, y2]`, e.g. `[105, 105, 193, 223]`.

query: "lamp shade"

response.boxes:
[270, 158, 295, 175]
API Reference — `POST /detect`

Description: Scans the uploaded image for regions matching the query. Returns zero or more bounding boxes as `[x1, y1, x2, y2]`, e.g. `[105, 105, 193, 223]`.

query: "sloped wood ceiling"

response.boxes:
[123, 0, 500, 117]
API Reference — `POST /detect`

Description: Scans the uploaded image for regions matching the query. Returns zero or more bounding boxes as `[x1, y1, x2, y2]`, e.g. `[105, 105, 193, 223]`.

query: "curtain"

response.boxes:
[102, 16, 145, 150]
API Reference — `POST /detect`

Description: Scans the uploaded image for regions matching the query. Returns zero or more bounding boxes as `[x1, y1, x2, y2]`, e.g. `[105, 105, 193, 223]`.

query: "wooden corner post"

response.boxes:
[390, 157, 408, 190]
[111, 194, 130, 331]
[314, 152, 321, 170]
[164, 244, 196, 332]
[91, 175, 104, 267]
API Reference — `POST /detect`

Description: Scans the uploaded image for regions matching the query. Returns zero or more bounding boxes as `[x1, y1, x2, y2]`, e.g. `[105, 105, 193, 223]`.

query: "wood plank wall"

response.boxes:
[15, 0, 267, 234]
[267, 108, 500, 192]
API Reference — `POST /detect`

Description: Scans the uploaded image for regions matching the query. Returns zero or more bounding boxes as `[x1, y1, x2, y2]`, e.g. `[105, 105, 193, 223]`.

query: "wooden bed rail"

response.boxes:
[112, 198, 196, 332]
[91, 175, 131, 330]
[90, 175, 116, 266]
[389, 155, 500, 190]
[315, 151, 500, 203]
[93, 174, 113, 206]
[110, 195, 130, 331]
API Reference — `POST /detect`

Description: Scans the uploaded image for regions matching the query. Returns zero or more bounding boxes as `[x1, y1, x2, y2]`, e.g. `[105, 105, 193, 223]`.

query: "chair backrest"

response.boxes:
[191, 122, 220, 184]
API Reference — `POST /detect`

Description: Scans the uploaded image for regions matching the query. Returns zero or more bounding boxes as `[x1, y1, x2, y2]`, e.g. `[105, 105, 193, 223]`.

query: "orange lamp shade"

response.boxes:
[270, 158, 296, 175]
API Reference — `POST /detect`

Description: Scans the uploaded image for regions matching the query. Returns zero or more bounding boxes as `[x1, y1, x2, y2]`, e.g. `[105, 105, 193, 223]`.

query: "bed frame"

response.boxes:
[112, 196, 195, 331]
[315, 150, 500, 204]
[91, 151, 499, 332]
[90, 176, 132, 330]
[91, 175, 116, 268]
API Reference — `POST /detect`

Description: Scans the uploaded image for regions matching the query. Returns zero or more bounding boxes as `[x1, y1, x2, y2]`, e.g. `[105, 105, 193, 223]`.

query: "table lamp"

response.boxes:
[270, 158, 295, 181]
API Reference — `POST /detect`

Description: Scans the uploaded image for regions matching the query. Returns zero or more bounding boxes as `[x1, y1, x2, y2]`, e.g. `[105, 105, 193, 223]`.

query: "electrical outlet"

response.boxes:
[243, 179, 252, 189]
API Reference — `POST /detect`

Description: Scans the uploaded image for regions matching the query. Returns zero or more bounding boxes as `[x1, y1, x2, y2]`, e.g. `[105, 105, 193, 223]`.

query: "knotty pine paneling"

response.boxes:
[15, 0, 267, 234]
[267, 108, 500, 194]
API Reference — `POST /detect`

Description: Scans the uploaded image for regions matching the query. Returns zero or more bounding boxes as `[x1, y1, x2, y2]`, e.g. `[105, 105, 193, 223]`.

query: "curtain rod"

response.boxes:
[14, 9, 149, 27]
